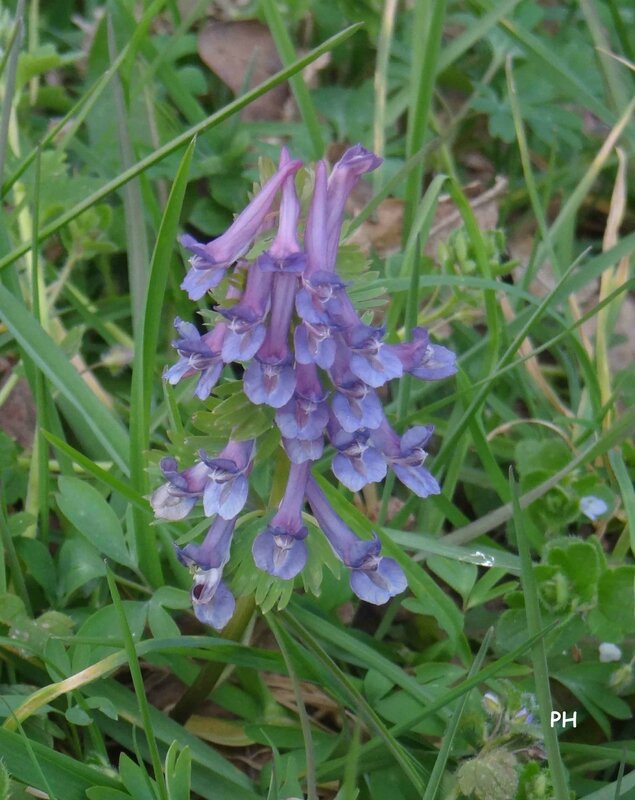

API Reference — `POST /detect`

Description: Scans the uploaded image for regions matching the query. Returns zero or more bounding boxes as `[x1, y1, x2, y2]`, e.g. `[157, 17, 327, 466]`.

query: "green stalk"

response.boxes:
[170, 596, 256, 724]
[422, 629, 493, 800]
[30, 150, 51, 544]
[268, 615, 318, 800]
[373, 0, 398, 192]
[0, 0, 24, 183]
[106, 569, 169, 800]
[261, 0, 324, 159]
[403, 0, 447, 241]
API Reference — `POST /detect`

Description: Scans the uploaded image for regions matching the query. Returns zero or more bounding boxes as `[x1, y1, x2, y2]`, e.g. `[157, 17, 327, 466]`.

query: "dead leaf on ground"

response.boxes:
[0, 358, 36, 449]
[198, 21, 289, 120]
[348, 176, 508, 258]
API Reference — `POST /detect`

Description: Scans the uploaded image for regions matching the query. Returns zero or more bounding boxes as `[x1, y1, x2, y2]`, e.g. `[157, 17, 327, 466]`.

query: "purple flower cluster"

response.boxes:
[151, 145, 457, 629]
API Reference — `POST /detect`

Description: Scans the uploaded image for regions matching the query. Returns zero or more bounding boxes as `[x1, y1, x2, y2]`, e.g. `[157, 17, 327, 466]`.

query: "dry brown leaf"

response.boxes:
[197, 21, 289, 121]
[0, 358, 36, 449]
[348, 176, 508, 258]
[186, 715, 256, 747]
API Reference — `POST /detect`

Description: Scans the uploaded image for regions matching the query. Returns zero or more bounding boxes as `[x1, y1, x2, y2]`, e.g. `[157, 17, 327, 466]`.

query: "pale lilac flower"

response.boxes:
[304, 160, 328, 275]
[244, 268, 298, 408]
[176, 516, 236, 629]
[253, 462, 310, 579]
[347, 324, 404, 388]
[180, 156, 302, 300]
[325, 145, 382, 269]
[275, 363, 329, 442]
[330, 382, 384, 432]
[295, 271, 351, 326]
[258, 149, 306, 275]
[218, 261, 272, 362]
[164, 317, 225, 400]
[283, 436, 324, 464]
[306, 478, 406, 604]
[387, 327, 457, 381]
[199, 440, 255, 519]
[294, 320, 339, 370]
[371, 422, 440, 498]
[328, 346, 385, 432]
[150, 457, 208, 520]
[330, 426, 387, 492]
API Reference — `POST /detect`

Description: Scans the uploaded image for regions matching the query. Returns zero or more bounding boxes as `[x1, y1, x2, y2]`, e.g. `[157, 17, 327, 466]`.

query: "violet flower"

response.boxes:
[243, 272, 297, 408]
[153, 143, 458, 628]
[199, 440, 255, 519]
[306, 478, 406, 604]
[347, 324, 404, 388]
[176, 516, 236, 629]
[275, 363, 329, 442]
[325, 145, 382, 270]
[283, 436, 324, 465]
[330, 424, 387, 493]
[180, 156, 302, 300]
[150, 456, 208, 520]
[387, 327, 458, 381]
[257, 149, 306, 275]
[218, 261, 272, 362]
[252, 461, 310, 579]
[371, 422, 440, 498]
[164, 317, 225, 400]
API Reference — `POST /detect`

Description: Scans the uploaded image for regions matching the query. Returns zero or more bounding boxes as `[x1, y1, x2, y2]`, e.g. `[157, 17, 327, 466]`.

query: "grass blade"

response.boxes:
[129, 137, 196, 586]
[106, 569, 169, 800]
[261, 0, 324, 159]
[510, 469, 570, 800]
[403, 0, 447, 239]
[422, 629, 493, 800]
[0, 284, 129, 472]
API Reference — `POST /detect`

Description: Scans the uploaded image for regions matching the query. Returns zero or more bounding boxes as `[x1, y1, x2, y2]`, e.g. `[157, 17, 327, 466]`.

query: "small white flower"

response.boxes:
[599, 642, 622, 663]
[580, 495, 608, 521]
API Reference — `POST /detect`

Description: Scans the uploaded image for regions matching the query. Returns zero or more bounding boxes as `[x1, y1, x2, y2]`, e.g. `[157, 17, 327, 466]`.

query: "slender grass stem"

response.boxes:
[262, 0, 324, 160]
[510, 470, 570, 800]
[106, 569, 169, 800]
[268, 615, 318, 800]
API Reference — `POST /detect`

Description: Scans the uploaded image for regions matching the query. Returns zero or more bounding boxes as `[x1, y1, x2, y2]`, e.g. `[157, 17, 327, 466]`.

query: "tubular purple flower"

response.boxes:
[199, 440, 255, 519]
[283, 435, 324, 464]
[306, 478, 407, 604]
[371, 421, 440, 498]
[331, 381, 384, 432]
[275, 363, 329, 442]
[164, 317, 226, 400]
[329, 347, 384, 432]
[150, 456, 208, 520]
[386, 327, 457, 381]
[218, 261, 273, 362]
[295, 271, 353, 327]
[176, 515, 236, 630]
[252, 461, 310, 579]
[258, 148, 306, 275]
[347, 324, 403, 388]
[180, 156, 302, 300]
[244, 269, 298, 408]
[294, 320, 339, 369]
[329, 423, 387, 492]
[304, 160, 329, 275]
[325, 145, 382, 269]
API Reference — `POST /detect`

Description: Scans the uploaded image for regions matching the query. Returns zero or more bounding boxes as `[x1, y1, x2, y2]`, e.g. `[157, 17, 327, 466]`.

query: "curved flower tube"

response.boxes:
[252, 461, 310, 579]
[305, 477, 407, 604]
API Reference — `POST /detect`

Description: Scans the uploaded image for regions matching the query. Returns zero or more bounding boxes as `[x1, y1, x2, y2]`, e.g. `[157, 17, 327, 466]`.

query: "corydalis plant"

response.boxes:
[151, 145, 457, 629]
